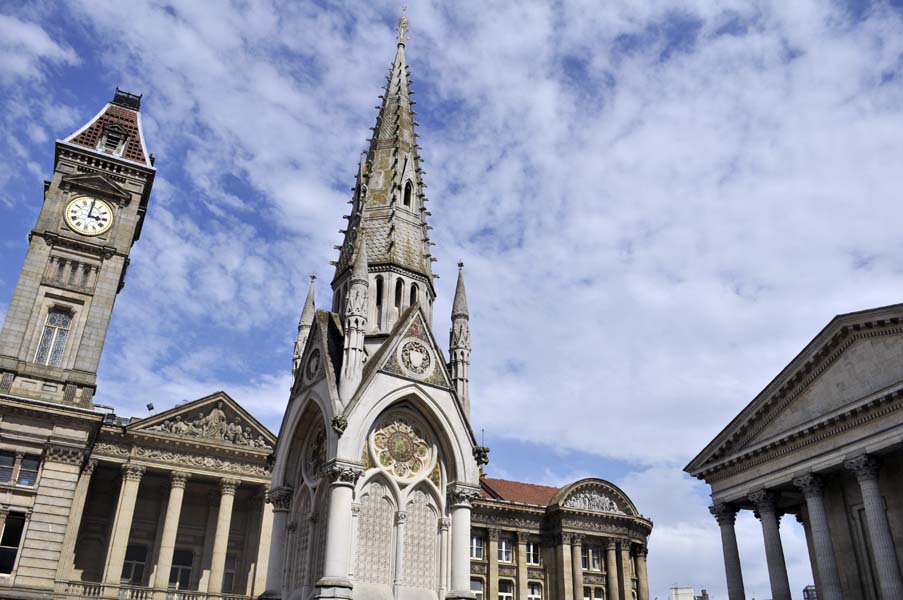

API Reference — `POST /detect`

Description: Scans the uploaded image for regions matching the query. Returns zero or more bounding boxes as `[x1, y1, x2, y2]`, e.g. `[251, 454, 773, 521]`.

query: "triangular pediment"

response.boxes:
[128, 391, 276, 451]
[375, 305, 452, 390]
[61, 173, 131, 202]
[686, 303, 903, 475]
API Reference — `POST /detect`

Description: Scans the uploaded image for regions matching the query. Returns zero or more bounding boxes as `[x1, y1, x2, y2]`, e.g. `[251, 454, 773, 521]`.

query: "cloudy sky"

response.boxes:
[3, 0, 903, 597]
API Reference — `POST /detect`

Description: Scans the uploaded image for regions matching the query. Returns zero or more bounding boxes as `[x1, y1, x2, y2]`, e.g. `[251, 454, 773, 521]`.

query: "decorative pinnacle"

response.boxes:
[396, 6, 409, 45]
[310, 274, 317, 283]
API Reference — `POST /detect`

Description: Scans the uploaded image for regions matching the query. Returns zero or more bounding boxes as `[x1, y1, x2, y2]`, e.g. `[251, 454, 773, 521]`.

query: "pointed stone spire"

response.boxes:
[331, 30, 437, 333]
[339, 241, 369, 402]
[450, 261, 472, 417]
[292, 275, 316, 377]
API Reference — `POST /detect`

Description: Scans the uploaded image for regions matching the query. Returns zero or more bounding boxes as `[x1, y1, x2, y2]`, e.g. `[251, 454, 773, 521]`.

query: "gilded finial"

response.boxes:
[396, 6, 409, 45]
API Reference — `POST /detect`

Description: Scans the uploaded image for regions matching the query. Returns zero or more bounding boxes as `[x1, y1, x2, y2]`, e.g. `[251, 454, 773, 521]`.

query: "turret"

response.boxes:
[292, 275, 316, 377]
[449, 262, 471, 416]
[339, 241, 369, 401]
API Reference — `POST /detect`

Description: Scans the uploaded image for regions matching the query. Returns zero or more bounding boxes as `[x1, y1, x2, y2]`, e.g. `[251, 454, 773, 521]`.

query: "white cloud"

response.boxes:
[0, 14, 78, 84]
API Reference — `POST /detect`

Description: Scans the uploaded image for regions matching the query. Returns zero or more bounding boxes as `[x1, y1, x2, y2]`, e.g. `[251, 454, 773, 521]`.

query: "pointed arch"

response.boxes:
[394, 279, 404, 313]
[354, 474, 397, 587]
[403, 180, 413, 208]
[409, 282, 419, 307]
[272, 393, 331, 487]
[285, 484, 313, 594]
[375, 275, 384, 329]
[402, 486, 440, 589]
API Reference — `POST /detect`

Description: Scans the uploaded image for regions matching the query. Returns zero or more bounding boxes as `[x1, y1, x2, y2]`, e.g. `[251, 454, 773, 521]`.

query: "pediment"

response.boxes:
[376, 306, 452, 390]
[61, 173, 131, 202]
[552, 478, 638, 517]
[128, 391, 275, 451]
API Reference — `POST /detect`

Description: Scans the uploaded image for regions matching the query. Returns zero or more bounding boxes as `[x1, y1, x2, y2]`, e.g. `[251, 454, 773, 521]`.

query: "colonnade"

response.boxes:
[712, 454, 903, 600]
[559, 534, 648, 600]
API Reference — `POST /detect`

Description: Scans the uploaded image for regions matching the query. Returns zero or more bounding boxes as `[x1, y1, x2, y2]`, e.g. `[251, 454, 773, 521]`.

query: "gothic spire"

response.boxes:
[292, 275, 316, 377]
[452, 261, 469, 320]
[450, 262, 472, 417]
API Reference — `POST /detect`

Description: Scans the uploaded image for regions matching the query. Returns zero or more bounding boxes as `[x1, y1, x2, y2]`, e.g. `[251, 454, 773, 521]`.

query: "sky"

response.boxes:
[2, 0, 903, 598]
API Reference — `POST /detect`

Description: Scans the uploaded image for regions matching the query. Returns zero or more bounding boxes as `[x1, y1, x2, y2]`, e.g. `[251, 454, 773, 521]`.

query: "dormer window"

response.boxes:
[97, 126, 127, 157]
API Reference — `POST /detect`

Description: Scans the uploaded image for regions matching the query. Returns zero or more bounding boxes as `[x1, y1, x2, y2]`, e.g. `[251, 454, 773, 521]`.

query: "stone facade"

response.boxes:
[686, 303, 903, 600]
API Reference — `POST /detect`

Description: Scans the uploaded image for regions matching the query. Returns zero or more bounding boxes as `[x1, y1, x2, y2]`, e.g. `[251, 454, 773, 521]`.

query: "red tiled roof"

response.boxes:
[70, 104, 147, 165]
[480, 476, 559, 506]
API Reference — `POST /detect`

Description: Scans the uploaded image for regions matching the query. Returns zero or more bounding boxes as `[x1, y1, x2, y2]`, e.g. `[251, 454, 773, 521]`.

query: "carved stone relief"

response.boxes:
[147, 401, 273, 450]
[564, 490, 625, 514]
[371, 414, 432, 481]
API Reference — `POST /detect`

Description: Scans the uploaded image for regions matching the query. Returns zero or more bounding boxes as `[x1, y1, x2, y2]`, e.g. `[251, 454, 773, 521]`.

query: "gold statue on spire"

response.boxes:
[396, 6, 408, 44]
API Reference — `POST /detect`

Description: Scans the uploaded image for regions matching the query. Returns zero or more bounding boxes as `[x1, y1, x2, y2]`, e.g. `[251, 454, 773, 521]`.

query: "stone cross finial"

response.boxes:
[396, 6, 409, 44]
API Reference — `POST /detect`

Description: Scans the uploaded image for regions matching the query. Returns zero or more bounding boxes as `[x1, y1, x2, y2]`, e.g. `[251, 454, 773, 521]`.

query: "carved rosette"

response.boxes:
[121, 463, 146, 482]
[170, 471, 191, 489]
[844, 455, 880, 482]
[792, 473, 824, 499]
[397, 337, 435, 379]
[220, 478, 240, 495]
[709, 503, 738, 527]
[371, 415, 432, 481]
[267, 486, 293, 512]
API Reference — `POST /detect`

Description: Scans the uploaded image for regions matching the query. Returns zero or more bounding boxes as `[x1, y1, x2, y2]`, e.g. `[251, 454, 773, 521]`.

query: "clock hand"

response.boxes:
[87, 200, 96, 219]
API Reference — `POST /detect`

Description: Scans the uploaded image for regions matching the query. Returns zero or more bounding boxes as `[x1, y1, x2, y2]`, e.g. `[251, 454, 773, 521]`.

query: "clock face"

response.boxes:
[64, 197, 114, 236]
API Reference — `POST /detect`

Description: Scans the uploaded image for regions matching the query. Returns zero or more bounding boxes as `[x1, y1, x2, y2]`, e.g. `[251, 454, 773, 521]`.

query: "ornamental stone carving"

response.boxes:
[133, 445, 270, 477]
[147, 401, 273, 451]
[473, 445, 490, 467]
[372, 415, 431, 480]
[748, 489, 778, 512]
[709, 503, 738, 527]
[305, 348, 321, 382]
[95, 441, 130, 456]
[304, 427, 327, 480]
[487, 528, 500, 541]
[397, 337, 435, 379]
[564, 489, 625, 514]
[323, 462, 363, 485]
[448, 487, 482, 507]
[122, 463, 145, 481]
[170, 471, 191, 488]
[267, 486, 293, 511]
[45, 444, 85, 465]
[332, 415, 348, 435]
[220, 478, 240, 495]
[793, 473, 825, 498]
[844, 454, 880, 482]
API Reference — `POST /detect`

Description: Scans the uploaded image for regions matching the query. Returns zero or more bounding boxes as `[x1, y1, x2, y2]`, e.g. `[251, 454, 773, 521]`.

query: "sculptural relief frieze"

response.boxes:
[564, 489, 625, 514]
[146, 401, 273, 450]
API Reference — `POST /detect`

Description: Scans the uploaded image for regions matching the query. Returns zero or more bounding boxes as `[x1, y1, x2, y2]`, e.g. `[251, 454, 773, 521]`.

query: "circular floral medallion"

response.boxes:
[305, 349, 321, 382]
[397, 338, 434, 379]
[372, 415, 431, 480]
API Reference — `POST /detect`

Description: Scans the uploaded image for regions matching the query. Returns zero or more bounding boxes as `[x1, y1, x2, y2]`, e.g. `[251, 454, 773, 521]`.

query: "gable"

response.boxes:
[129, 391, 275, 451]
[377, 307, 452, 390]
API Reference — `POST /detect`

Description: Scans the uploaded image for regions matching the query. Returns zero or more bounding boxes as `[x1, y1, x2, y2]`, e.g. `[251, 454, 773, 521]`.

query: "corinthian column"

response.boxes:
[152, 471, 191, 599]
[845, 455, 903, 599]
[605, 540, 619, 600]
[572, 535, 584, 600]
[710, 504, 745, 600]
[749, 491, 790, 600]
[793, 474, 842, 600]
[262, 486, 293, 599]
[447, 485, 481, 600]
[103, 463, 145, 588]
[315, 462, 362, 599]
[207, 478, 240, 594]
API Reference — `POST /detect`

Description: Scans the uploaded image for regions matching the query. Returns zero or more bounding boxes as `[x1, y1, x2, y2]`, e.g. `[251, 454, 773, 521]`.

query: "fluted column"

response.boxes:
[710, 504, 745, 600]
[749, 490, 790, 600]
[262, 486, 292, 599]
[606, 540, 619, 600]
[103, 463, 145, 587]
[207, 478, 239, 594]
[517, 532, 529, 600]
[845, 455, 903, 599]
[792, 474, 842, 600]
[571, 535, 584, 600]
[152, 471, 191, 599]
[447, 486, 480, 600]
[635, 546, 649, 600]
[56, 459, 97, 581]
[316, 463, 362, 598]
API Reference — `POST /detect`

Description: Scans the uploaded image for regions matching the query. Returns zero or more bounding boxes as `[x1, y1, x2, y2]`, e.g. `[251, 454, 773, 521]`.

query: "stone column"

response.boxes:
[152, 471, 190, 599]
[558, 533, 573, 600]
[55, 459, 97, 581]
[749, 490, 791, 600]
[571, 535, 584, 600]
[793, 474, 842, 600]
[316, 463, 362, 599]
[845, 455, 903, 599]
[605, 540, 619, 600]
[394, 511, 408, 594]
[439, 518, 451, 597]
[635, 546, 649, 600]
[102, 463, 145, 587]
[253, 489, 275, 596]
[710, 504, 745, 600]
[517, 532, 529, 600]
[488, 528, 500, 600]
[262, 486, 293, 599]
[447, 486, 480, 600]
[207, 478, 239, 594]
[619, 540, 632, 600]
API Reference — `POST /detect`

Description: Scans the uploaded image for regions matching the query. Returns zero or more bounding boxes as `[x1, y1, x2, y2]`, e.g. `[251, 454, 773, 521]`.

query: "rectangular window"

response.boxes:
[0, 513, 26, 574]
[581, 545, 589, 570]
[526, 541, 541, 565]
[470, 535, 484, 559]
[471, 579, 484, 600]
[16, 456, 40, 486]
[168, 550, 193, 589]
[583, 587, 592, 600]
[594, 588, 604, 600]
[498, 580, 514, 600]
[498, 538, 512, 563]
[528, 582, 542, 600]
[591, 545, 602, 571]
[221, 554, 237, 593]
[0, 453, 14, 484]
[120, 545, 147, 584]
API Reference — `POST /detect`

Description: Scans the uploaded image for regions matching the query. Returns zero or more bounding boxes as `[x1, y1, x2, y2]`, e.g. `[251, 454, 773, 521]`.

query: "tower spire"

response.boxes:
[449, 261, 472, 416]
[331, 26, 436, 333]
[292, 275, 316, 377]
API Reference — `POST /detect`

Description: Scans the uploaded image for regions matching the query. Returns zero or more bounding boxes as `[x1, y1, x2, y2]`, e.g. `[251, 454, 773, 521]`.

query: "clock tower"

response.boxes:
[0, 88, 155, 408]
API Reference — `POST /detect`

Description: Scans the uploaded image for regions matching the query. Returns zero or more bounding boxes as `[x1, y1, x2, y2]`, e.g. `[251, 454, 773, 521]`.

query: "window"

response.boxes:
[403, 181, 413, 207]
[470, 535, 484, 559]
[528, 583, 542, 600]
[375, 276, 384, 329]
[583, 587, 592, 600]
[34, 309, 72, 367]
[16, 456, 39, 486]
[595, 589, 604, 600]
[581, 545, 589, 570]
[498, 580, 514, 600]
[471, 579, 484, 600]
[394, 279, 403, 313]
[591, 545, 602, 571]
[0, 513, 25, 574]
[98, 128, 126, 156]
[168, 550, 193, 589]
[409, 283, 419, 307]
[221, 553, 237, 593]
[120, 545, 147, 584]
[497, 538, 512, 563]
[0, 453, 13, 484]
[527, 541, 541, 565]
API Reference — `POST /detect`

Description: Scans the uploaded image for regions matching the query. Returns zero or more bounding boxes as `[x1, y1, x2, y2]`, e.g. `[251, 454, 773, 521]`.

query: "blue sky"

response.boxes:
[3, 1, 903, 598]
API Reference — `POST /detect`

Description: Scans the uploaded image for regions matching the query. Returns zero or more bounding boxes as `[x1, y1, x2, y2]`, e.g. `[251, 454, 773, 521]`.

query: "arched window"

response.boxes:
[395, 279, 403, 312]
[34, 308, 71, 367]
[375, 276, 384, 329]
[409, 283, 419, 307]
[403, 181, 413, 207]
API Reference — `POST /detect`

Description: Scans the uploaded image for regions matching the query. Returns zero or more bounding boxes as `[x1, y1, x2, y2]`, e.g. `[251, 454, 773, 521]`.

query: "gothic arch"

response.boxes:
[273, 393, 332, 487]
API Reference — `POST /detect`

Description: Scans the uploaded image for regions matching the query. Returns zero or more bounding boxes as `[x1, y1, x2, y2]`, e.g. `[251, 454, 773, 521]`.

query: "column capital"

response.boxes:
[266, 485, 293, 512]
[748, 489, 778, 513]
[170, 471, 191, 489]
[322, 459, 364, 487]
[488, 527, 500, 541]
[351, 502, 362, 517]
[606, 539, 618, 551]
[571, 533, 585, 546]
[83, 458, 98, 476]
[448, 483, 481, 508]
[793, 473, 824, 498]
[121, 462, 145, 482]
[710, 503, 739, 526]
[439, 517, 451, 531]
[559, 532, 572, 545]
[844, 454, 880, 482]
[516, 530, 529, 544]
[220, 477, 240, 495]
[395, 511, 408, 525]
